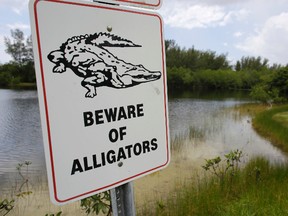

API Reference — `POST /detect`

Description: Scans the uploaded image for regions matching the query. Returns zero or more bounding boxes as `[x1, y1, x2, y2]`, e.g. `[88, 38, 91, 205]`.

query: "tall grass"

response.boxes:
[253, 105, 288, 152]
[139, 157, 288, 216]
[138, 104, 288, 216]
[170, 126, 205, 155]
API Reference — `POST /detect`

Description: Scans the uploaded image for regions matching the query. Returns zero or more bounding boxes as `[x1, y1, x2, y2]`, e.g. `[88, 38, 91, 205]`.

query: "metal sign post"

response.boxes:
[110, 182, 136, 216]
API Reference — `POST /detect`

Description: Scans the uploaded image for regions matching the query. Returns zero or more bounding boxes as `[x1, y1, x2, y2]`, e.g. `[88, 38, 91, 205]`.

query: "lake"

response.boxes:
[0, 89, 287, 193]
[169, 91, 287, 162]
[0, 89, 45, 190]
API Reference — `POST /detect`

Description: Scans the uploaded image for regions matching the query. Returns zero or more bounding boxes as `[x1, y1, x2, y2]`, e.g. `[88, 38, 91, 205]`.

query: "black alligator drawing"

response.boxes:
[47, 32, 161, 98]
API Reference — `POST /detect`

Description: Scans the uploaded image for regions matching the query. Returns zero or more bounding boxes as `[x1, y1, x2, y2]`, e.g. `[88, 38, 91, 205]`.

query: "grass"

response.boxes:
[9, 82, 37, 90]
[138, 103, 288, 216]
[232, 103, 267, 117]
[0, 163, 88, 216]
[170, 126, 205, 153]
[0, 183, 88, 216]
[139, 157, 288, 216]
[253, 104, 288, 153]
[273, 111, 288, 128]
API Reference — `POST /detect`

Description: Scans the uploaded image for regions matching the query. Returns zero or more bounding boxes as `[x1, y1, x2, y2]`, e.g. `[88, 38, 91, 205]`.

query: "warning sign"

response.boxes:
[29, 0, 169, 204]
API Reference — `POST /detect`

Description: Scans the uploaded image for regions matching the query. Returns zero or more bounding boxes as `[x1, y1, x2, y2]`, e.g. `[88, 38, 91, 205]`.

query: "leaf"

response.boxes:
[56, 211, 62, 216]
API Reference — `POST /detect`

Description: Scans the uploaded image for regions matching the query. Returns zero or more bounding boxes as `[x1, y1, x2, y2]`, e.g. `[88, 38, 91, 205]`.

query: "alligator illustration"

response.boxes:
[47, 32, 161, 98]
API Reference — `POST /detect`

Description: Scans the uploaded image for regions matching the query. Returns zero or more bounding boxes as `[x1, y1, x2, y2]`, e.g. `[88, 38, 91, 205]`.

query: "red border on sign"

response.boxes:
[116, 0, 161, 8]
[33, 0, 169, 204]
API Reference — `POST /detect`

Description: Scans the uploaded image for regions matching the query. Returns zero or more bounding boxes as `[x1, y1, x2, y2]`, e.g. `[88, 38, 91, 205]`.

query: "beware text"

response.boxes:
[83, 103, 144, 127]
[72, 103, 159, 176]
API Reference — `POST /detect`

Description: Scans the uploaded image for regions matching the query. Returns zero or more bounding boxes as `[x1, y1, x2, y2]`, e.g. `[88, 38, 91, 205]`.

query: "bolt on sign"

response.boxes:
[93, 0, 162, 9]
[29, 0, 169, 205]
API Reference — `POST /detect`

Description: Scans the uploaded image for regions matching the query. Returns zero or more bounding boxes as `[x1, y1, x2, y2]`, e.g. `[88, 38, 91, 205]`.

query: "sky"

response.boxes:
[1, 0, 288, 65]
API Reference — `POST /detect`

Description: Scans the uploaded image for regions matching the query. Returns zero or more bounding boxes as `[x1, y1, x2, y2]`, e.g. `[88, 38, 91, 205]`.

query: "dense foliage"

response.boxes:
[0, 62, 35, 87]
[165, 39, 288, 102]
[0, 29, 35, 88]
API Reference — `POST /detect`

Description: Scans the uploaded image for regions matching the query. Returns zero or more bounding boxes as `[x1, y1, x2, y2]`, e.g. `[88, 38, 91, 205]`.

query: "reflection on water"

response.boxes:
[0, 89, 287, 191]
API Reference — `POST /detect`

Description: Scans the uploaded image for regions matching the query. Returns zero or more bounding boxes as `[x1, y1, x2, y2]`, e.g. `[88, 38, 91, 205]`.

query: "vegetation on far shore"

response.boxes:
[165, 39, 288, 104]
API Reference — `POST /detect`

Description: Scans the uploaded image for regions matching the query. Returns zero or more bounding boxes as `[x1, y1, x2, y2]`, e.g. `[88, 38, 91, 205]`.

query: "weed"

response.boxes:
[80, 191, 111, 216]
[0, 161, 32, 216]
[202, 149, 243, 186]
[45, 211, 62, 216]
[0, 199, 14, 216]
[139, 154, 288, 216]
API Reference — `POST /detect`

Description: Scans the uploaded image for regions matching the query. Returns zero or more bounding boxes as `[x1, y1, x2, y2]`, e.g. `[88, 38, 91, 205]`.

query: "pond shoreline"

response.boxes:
[252, 104, 288, 154]
[0, 82, 37, 90]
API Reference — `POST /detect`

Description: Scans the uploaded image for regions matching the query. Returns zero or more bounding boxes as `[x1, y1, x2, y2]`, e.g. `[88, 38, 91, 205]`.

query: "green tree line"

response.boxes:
[165, 40, 288, 103]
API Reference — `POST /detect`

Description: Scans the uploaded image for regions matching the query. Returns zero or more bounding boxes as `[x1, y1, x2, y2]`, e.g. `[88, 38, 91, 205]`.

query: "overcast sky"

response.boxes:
[1, 0, 288, 65]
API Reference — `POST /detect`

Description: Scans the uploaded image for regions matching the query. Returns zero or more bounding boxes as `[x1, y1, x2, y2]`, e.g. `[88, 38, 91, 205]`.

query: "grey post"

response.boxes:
[110, 182, 136, 216]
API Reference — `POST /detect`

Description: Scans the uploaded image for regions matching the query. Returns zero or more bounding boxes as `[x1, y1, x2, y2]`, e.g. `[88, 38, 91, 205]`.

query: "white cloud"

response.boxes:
[0, 35, 12, 64]
[234, 31, 243, 38]
[12, 7, 22, 15]
[167, 0, 251, 5]
[236, 12, 288, 65]
[0, 0, 29, 15]
[160, 2, 248, 29]
[6, 23, 30, 30]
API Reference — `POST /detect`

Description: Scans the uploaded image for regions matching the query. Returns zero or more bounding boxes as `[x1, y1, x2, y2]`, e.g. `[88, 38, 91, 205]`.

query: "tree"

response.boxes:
[269, 67, 288, 99]
[4, 29, 33, 65]
[165, 39, 177, 52]
[236, 56, 269, 71]
[250, 84, 272, 104]
[250, 67, 288, 104]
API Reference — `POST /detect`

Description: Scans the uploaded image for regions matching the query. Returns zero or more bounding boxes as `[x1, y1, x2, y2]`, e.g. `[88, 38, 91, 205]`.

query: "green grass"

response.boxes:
[253, 105, 288, 153]
[273, 111, 288, 128]
[139, 104, 288, 216]
[139, 157, 288, 216]
[12, 82, 37, 89]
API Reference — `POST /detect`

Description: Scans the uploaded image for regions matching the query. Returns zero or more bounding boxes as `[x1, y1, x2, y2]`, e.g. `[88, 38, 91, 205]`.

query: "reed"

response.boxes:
[171, 126, 205, 153]
[138, 157, 288, 216]
[139, 102, 288, 215]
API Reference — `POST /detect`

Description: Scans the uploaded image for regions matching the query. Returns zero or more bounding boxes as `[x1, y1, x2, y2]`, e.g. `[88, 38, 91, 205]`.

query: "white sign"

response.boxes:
[29, 0, 169, 205]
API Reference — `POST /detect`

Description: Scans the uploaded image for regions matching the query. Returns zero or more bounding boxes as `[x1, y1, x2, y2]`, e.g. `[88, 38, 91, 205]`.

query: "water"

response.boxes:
[0, 89, 286, 190]
[0, 89, 45, 189]
[169, 96, 287, 163]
